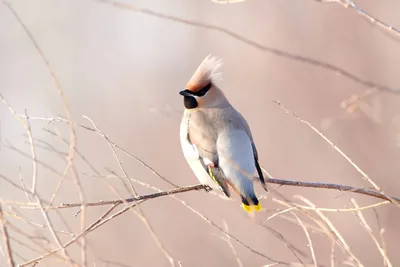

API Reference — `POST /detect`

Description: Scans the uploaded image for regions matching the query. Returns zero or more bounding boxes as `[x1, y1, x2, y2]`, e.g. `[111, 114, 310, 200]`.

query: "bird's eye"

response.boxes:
[193, 83, 211, 97]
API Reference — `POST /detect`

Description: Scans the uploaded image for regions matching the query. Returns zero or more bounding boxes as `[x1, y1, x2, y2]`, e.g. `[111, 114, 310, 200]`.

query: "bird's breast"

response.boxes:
[180, 114, 199, 160]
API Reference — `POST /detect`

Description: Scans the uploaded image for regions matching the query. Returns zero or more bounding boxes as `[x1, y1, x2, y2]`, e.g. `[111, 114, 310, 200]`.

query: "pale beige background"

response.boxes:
[1, 0, 400, 266]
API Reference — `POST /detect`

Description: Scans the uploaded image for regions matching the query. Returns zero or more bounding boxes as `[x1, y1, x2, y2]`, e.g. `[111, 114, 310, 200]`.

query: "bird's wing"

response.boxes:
[232, 108, 267, 190]
[217, 129, 257, 186]
[252, 144, 267, 190]
[180, 114, 231, 197]
[216, 128, 264, 209]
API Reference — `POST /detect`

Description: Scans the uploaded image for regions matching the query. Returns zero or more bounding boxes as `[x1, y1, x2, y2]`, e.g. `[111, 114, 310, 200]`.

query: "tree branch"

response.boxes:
[14, 178, 399, 211]
[265, 178, 399, 203]
[314, 0, 400, 38]
[94, 0, 400, 94]
[0, 205, 15, 267]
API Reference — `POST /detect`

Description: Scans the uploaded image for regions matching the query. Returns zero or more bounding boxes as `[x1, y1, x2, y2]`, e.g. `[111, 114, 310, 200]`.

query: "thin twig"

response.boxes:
[19, 114, 177, 187]
[4, 221, 67, 264]
[272, 199, 389, 213]
[3, 1, 86, 263]
[262, 225, 307, 264]
[314, 0, 400, 38]
[94, 163, 178, 266]
[19, 203, 121, 266]
[95, 0, 399, 94]
[17, 167, 32, 203]
[351, 199, 393, 267]
[379, 228, 388, 267]
[221, 221, 244, 267]
[16, 114, 400, 204]
[109, 175, 287, 264]
[295, 196, 364, 267]
[5, 143, 63, 177]
[17, 184, 210, 210]
[3, 207, 74, 237]
[80, 115, 178, 188]
[340, 88, 379, 112]
[175, 198, 287, 265]
[273, 100, 399, 207]
[10, 179, 400, 210]
[0, 98, 39, 195]
[43, 129, 100, 176]
[292, 213, 318, 267]
[266, 178, 399, 203]
[276, 198, 361, 266]
[0, 205, 15, 267]
[330, 239, 336, 267]
[373, 209, 389, 267]
[83, 115, 178, 266]
[0, 97, 74, 265]
[263, 206, 297, 224]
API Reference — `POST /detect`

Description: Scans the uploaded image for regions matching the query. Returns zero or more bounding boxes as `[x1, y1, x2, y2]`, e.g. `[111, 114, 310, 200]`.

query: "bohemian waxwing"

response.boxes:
[179, 55, 267, 212]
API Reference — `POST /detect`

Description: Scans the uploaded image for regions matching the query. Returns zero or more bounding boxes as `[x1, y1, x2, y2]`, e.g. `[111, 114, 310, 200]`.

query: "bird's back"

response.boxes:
[182, 105, 255, 162]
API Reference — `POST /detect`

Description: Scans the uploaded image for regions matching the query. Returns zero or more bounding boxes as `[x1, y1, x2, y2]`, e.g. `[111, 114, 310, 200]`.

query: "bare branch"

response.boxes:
[17, 167, 32, 203]
[292, 213, 317, 267]
[314, 0, 400, 38]
[265, 178, 399, 203]
[94, 0, 400, 94]
[0, 205, 15, 267]
[330, 239, 336, 267]
[82, 115, 178, 266]
[273, 100, 400, 207]
[91, 174, 287, 265]
[2, 208, 74, 237]
[17, 184, 209, 210]
[3, 1, 86, 264]
[351, 199, 393, 267]
[295, 196, 364, 266]
[16, 113, 400, 204]
[0, 99, 74, 265]
[19, 203, 121, 266]
[272, 199, 389, 213]
[262, 225, 308, 264]
[11, 178, 398, 211]
[2, 1, 398, 265]
[221, 221, 244, 267]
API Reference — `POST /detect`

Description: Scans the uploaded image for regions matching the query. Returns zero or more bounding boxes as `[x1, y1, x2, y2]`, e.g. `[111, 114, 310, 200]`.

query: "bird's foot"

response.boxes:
[207, 162, 216, 168]
[203, 185, 213, 192]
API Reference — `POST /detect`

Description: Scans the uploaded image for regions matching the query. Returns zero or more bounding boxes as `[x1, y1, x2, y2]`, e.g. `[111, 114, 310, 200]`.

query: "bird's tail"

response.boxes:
[255, 159, 268, 193]
[241, 195, 262, 213]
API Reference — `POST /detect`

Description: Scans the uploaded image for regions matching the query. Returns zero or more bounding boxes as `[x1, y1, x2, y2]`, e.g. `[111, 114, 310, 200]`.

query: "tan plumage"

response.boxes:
[179, 55, 267, 212]
[185, 55, 223, 92]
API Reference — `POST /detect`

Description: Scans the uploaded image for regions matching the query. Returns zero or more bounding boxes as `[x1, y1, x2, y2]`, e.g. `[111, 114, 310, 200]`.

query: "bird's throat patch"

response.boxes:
[184, 96, 198, 109]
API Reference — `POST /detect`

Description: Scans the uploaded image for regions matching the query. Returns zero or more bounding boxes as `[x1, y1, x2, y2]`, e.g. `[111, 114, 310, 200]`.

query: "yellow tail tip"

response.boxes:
[242, 204, 252, 212]
[242, 202, 262, 212]
[254, 202, 262, 211]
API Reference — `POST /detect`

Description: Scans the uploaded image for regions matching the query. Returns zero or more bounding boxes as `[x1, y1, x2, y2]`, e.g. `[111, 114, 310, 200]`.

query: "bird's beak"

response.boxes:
[179, 90, 192, 97]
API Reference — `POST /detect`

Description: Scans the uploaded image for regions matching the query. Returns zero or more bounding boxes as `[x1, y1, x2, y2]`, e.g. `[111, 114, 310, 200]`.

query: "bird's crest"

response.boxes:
[186, 54, 223, 92]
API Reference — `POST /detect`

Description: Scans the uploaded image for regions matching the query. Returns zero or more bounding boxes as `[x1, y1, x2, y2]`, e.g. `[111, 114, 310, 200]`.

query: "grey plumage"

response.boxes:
[179, 55, 266, 212]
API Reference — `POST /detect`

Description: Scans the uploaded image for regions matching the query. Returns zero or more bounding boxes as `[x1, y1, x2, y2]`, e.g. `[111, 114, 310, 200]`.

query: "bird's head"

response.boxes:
[179, 55, 228, 109]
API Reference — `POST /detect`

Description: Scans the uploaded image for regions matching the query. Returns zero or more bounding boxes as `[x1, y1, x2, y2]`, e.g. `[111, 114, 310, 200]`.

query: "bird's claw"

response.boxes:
[204, 185, 213, 192]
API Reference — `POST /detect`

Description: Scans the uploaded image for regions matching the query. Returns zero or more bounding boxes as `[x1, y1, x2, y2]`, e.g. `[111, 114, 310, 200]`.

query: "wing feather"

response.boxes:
[180, 113, 230, 196]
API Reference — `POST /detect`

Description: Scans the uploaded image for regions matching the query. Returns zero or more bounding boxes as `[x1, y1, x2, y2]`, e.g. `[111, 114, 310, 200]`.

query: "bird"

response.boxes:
[179, 55, 267, 212]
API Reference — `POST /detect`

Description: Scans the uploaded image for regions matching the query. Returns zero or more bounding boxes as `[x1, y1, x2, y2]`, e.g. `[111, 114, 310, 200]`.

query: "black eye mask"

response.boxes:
[181, 83, 211, 97]
[192, 83, 211, 97]
[180, 83, 212, 109]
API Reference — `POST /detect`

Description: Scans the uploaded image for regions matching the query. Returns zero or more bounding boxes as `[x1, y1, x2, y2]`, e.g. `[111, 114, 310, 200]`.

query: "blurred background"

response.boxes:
[1, 0, 400, 266]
